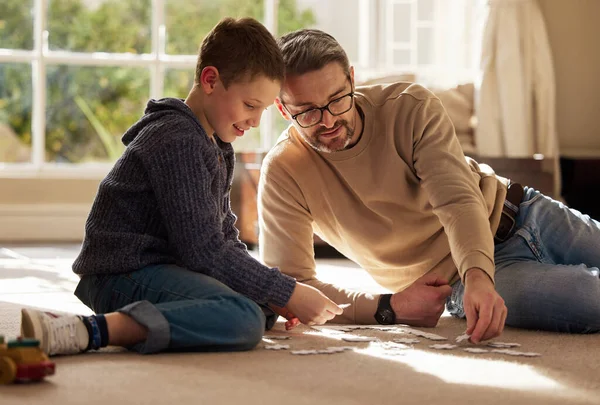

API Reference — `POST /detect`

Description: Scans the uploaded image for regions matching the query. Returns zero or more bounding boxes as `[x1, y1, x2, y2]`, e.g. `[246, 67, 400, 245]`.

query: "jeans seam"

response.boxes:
[515, 227, 553, 264]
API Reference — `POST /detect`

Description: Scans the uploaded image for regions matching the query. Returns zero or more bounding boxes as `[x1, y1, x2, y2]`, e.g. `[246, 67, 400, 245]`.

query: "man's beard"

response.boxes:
[305, 119, 355, 153]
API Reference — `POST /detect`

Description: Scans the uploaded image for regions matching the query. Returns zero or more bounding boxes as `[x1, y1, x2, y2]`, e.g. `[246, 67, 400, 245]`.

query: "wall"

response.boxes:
[0, 178, 100, 241]
[538, 0, 600, 157]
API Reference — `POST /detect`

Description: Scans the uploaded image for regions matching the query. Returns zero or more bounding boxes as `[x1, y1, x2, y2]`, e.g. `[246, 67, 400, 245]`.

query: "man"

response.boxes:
[258, 29, 600, 343]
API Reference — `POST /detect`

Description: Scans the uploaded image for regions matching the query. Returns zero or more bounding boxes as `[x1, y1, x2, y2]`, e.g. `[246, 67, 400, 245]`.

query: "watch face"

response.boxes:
[378, 308, 395, 325]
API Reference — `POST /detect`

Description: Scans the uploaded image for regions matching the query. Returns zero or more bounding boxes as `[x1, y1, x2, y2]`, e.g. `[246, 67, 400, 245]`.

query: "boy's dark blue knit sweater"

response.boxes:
[72, 98, 296, 307]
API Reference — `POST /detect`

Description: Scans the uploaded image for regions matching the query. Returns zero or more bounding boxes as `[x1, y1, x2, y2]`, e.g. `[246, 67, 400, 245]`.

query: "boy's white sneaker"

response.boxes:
[20, 308, 89, 356]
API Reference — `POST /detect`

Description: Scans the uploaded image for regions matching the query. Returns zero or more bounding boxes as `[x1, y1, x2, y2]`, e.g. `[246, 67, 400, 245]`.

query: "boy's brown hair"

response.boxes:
[195, 17, 284, 88]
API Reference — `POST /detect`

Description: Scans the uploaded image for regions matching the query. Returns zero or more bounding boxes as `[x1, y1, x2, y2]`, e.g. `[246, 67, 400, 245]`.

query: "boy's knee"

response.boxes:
[227, 295, 266, 350]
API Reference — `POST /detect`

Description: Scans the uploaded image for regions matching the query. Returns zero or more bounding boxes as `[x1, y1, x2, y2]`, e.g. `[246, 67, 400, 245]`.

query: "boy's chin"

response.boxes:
[216, 133, 237, 144]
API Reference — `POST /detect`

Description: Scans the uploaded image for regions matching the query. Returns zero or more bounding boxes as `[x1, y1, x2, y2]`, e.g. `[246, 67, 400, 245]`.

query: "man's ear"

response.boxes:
[274, 97, 291, 121]
[200, 66, 219, 94]
[349, 65, 355, 88]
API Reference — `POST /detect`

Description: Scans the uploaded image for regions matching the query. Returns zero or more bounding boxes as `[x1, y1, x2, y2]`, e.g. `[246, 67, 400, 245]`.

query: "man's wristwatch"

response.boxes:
[374, 294, 396, 325]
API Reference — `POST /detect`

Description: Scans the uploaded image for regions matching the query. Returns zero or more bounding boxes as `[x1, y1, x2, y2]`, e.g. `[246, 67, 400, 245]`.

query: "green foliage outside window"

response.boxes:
[0, 0, 315, 163]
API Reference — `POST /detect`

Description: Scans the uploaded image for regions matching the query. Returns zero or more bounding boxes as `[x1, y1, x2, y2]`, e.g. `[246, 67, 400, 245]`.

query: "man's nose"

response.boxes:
[320, 109, 336, 127]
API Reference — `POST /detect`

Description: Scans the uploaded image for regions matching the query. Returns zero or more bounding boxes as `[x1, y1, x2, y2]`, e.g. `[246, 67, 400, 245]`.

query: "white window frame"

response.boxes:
[0, 0, 281, 179]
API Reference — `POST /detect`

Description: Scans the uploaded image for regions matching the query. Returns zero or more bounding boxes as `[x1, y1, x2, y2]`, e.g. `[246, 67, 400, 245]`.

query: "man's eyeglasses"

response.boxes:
[287, 91, 355, 128]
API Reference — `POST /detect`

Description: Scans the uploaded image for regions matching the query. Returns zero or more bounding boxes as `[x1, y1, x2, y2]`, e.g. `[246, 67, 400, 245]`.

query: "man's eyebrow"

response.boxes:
[289, 84, 348, 108]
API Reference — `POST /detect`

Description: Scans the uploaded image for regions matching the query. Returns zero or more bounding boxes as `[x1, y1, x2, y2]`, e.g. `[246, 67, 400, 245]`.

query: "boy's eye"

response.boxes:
[244, 103, 255, 109]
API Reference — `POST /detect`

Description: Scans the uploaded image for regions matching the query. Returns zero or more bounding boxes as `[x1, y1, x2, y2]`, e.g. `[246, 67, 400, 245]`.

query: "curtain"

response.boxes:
[475, 0, 560, 195]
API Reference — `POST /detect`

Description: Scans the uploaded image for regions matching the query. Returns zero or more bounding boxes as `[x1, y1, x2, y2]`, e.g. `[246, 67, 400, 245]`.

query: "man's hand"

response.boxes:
[390, 273, 453, 327]
[286, 282, 343, 326]
[463, 268, 507, 343]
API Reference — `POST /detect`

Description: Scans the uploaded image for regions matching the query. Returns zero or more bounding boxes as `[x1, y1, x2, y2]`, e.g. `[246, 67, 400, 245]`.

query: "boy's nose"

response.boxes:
[248, 112, 262, 128]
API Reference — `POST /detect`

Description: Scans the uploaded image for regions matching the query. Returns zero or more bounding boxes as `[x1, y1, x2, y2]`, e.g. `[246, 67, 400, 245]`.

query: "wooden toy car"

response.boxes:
[0, 335, 55, 384]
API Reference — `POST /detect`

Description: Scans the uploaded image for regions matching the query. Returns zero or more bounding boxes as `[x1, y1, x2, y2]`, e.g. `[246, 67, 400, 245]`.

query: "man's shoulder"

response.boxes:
[356, 81, 436, 107]
[263, 126, 309, 173]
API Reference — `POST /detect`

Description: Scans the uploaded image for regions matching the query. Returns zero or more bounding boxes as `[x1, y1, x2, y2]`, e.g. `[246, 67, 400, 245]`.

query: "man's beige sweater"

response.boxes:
[258, 82, 509, 324]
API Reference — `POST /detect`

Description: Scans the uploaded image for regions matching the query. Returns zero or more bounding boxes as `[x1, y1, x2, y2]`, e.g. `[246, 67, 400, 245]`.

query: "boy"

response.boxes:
[20, 18, 342, 356]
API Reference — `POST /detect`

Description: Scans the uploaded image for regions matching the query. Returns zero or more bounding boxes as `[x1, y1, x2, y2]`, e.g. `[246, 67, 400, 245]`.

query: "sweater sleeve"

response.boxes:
[141, 132, 296, 307]
[258, 155, 379, 323]
[411, 97, 495, 282]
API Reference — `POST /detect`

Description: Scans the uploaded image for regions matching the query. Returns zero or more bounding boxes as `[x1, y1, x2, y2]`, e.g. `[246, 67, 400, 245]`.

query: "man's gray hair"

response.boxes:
[277, 29, 350, 78]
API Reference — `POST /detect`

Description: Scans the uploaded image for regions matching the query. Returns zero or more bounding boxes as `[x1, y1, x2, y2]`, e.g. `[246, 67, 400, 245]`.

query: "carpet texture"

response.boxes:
[0, 245, 599, 405]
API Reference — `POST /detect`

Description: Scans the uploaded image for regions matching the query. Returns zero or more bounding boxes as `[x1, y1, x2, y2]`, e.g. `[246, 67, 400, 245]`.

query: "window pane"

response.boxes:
[417, 27, 433, 65]
[393, 3, 412, 43]
[417, 0, 434, 21]
[164, 68, 194, 99]
[165, 0, 264, 55]
[0, 0, 34, 50]
[46, 65, 149, 163]
[47, 0, 151, 53]
[282, 0, 358, 61]
[0, 63, 32, 163]
[393, 49, 412, 65]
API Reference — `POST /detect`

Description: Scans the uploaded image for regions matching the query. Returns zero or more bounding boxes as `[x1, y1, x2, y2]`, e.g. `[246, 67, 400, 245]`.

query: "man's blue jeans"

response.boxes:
[447, 187, 600, 333]
[74, 264, 274, 354]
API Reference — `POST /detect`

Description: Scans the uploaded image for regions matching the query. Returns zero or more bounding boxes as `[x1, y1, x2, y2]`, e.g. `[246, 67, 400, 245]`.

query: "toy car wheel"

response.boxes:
[0, 357, 17, 384]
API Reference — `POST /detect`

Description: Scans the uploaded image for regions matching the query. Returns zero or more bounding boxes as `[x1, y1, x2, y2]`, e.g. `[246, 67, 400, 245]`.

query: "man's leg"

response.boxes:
[448, 187, 600, 333]
[22, 265, 266, 355]
[493, 187, 600, 333]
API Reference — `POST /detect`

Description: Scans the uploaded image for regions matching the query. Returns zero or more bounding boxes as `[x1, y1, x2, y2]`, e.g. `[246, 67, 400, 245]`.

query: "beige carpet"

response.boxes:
[1, 245, 599, 405]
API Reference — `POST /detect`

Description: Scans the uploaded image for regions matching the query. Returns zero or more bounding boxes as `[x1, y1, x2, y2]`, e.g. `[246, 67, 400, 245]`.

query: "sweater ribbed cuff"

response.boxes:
[459, 252, 495, 284]
[267, 272, 297, 308]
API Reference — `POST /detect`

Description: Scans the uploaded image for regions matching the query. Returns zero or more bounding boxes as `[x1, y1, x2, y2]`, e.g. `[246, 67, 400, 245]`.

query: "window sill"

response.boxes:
[0, 163, 112, 180]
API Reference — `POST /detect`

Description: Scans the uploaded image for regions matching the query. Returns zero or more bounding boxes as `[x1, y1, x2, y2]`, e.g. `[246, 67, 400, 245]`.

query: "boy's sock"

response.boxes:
[79, 314, 110, 351]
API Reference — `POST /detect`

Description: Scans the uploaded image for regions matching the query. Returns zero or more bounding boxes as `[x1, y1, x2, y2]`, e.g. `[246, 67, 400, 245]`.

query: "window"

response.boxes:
[0, 0, 485, 174]
[380, 0, 486, 88]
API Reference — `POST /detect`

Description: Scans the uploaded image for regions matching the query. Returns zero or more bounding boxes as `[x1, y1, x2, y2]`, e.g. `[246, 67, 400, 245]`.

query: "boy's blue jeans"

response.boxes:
[74, 264, 276, 354]
[447, 187, 600, 333]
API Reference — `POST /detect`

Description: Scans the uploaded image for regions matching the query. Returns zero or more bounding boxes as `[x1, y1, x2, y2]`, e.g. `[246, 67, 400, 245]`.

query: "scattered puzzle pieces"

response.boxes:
[463, 347, 489, 354]
[393, 338, 420, 344]
[491, 349, 541, 357]
[264, 344, 290, 350]
[430, 344, 457, 350]
[487, 341, 521, 348]
[290, 347, 353, 356]
[455, 333, 471, 343]
[400, 327, 448, 341]
[341, 335, 377, 342]
[290, 349, 318, 355]
[263, 335, 291, 340]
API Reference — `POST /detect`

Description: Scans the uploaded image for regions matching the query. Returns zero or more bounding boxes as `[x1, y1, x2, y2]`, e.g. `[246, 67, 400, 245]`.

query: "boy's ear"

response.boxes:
[274, 97, 290, 121]
[200, 66, 219, 94]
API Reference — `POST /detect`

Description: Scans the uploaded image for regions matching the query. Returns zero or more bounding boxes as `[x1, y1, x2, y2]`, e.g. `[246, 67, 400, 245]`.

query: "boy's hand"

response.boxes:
[286, 282, 343, 326]
[269, 304, 300, 330]
[463, 268, 507, 343]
